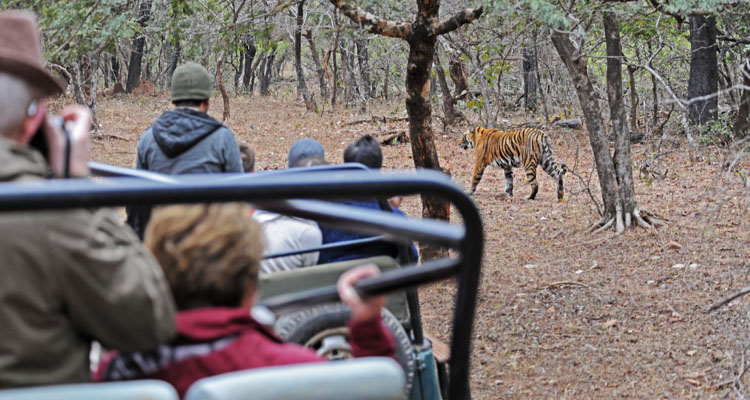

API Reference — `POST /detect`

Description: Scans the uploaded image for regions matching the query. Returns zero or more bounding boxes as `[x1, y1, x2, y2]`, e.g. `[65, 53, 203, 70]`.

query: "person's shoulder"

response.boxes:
[138, 126, 156, 148]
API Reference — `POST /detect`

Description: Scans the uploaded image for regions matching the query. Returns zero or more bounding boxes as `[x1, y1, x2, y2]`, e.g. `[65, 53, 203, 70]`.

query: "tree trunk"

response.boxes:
[87, 55, 100, 126]
[522, 44, 538, 113]
[304, 30, 328, 100]
[243, 37, 256, 91]
[405, 25, 448, 259]
[217, 51, 230, 122]
[383, 58, 390, 100]
[735, 55, 750, 138]
[687, 16, 718, 126]
[604, 12, 637, 231]
[254, 53, 266, 94]
[294, 0, 315, 110]
[329, 21, 342, 108]
[356, 38, 373, 98]
[72, 60, 87, 105]
[434, 49, 460, 128]
[165, 37, 181, 83]
[342, 40, 359, 104]
[111, 54, 120, 86]
[126, 0, 153, 93]
[260, 47, 276, 96]
[449, 53, 469, 100]
[627, 64, 639, 132]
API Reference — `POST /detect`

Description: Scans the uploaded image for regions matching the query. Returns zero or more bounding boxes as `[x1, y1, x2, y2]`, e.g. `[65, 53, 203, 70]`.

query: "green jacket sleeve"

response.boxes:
[48, 208, 176, 351]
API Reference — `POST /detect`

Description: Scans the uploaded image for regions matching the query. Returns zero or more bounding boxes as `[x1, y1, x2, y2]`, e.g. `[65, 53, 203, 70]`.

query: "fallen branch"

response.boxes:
[92, 133, 131, 142]
[345, 115, 409, 126]
[379, 130, 409, 145]
[707, 287, 750, 313]
[540, 281, 590, 291]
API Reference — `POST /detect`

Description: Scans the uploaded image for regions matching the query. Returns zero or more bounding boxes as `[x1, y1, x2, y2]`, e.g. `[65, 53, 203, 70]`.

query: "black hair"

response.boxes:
[343, 135, 382, 169]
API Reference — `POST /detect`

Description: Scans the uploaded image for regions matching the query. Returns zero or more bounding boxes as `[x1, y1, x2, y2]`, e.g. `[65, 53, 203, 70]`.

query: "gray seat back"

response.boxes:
[0, 380, 177, 400]
[258, 256, 408, 322]
[184, 357, 405, 400]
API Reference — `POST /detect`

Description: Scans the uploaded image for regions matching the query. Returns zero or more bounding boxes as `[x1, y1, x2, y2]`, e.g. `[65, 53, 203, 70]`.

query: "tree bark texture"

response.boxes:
[243, 37, 256, 91]
[627, 64, 638, 131]
[217, 51, 230, 122]
[405, 10, 448, 259]
[342, 41, 357, 103]
[687, 16, 718, 126]
[165, 37, 181, 83]
[72, 60, 87, 105]
[735, 55, 750, 138]
[356, 38, 373, 98]
[604, 12, 637, 231]
[522, 44, 538, 113]
[449, 53, 469, 100]
[260, 47, 276, 96]
[126, 0, 153, 93]
[551, 31, 618, 216]
[87, 55, 100, 126]
[383, 58, 390, 100]
[434, 49, 460, 128]
[304, 30, 328, 100]
[294, 0, 314, 110]
[111, 54, 120, 86]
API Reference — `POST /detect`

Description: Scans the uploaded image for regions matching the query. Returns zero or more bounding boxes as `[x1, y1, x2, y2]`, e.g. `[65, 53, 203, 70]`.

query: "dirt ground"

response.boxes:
[88, 92, 749, 399]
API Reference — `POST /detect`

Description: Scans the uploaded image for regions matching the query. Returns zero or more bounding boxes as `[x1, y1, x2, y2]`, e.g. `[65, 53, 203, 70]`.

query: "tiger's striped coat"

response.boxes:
[458, 126, 567, 201]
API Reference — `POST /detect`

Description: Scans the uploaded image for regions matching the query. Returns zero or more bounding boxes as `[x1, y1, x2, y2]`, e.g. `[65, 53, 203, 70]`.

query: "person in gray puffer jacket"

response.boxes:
[127, 62, 243, 238]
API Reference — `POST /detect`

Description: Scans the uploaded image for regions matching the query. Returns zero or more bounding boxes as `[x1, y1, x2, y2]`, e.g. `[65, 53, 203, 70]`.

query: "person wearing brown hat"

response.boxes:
[125, 61, 243, 238]
[0, 11, 176, 388]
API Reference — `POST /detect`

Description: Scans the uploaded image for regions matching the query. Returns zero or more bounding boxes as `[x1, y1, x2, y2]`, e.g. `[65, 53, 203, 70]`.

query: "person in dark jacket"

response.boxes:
[96, 203, 395, 397]
[318, 135, 418, 264]
[126, 62, 243, 238]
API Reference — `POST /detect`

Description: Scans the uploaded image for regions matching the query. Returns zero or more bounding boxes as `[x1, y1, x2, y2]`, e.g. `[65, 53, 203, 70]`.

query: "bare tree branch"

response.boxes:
[327, 0, 411, 39]
[432, 7, 484, 36]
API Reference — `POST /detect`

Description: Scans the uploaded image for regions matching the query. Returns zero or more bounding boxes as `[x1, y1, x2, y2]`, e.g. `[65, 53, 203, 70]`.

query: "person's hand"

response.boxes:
[388, 196, 403, 209]
[45, 105, 92, 178]
[337, 264, 385, 322]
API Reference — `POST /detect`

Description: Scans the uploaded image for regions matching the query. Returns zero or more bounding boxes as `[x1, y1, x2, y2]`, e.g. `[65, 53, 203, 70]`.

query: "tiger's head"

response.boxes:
[458, 127, 478, 150]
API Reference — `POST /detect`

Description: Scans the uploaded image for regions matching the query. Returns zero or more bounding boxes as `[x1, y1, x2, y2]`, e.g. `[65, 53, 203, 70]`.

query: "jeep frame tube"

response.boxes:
[0, 169, 483, 400]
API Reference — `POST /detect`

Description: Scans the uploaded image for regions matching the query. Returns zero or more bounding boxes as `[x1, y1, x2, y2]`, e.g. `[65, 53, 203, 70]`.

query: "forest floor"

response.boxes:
[86, 91, 749, 399]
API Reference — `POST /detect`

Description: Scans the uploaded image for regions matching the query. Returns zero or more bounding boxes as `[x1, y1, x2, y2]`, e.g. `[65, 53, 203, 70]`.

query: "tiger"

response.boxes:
[458, 126, 567, 201]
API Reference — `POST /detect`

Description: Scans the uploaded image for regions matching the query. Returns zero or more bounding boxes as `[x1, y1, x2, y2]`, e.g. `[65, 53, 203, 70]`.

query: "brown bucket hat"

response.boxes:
[0, 10, 65, 96]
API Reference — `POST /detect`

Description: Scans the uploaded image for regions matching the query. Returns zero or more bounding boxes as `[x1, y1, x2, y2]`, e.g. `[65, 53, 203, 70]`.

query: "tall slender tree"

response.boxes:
[550, 11, 663, 233]
[326, 0, 483, 233]
[126, 0, 153, 93]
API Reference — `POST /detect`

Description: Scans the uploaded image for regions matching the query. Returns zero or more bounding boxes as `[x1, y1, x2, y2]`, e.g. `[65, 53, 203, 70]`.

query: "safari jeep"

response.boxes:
[0, 163, 483, 400]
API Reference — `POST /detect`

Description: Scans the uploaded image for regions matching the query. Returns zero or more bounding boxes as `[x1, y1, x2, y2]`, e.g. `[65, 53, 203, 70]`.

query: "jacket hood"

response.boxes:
[151, 109, 223, 158]
[0, 137, 48, 181]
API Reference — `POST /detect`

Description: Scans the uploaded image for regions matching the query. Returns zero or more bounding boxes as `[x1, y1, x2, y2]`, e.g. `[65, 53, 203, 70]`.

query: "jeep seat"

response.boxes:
[0, 380, 177, 400]
[257, 256, 408, 323]
[184, 357, 405, 400]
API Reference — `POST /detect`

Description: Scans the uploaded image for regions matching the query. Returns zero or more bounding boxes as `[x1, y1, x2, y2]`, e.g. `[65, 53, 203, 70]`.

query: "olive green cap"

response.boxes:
[170, 62, 212, 102]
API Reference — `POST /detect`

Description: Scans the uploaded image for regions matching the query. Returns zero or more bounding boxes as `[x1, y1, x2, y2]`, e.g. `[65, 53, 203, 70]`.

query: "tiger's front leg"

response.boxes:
[504, 168, 514, 197]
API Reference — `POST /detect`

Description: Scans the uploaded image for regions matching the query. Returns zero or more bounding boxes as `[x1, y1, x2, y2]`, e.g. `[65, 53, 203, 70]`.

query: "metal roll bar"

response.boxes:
[0, 169, 483, 400]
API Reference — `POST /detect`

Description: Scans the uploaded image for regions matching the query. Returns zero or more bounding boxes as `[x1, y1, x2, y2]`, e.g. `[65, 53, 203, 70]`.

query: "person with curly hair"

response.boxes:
[96, 203, 394, 396]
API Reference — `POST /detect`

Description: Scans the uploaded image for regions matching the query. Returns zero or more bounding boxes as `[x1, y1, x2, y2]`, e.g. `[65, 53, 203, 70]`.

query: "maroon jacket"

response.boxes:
[95, 307, 395, 397]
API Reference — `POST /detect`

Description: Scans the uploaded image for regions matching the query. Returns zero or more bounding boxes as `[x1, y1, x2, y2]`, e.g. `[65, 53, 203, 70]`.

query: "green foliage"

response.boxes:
[699, 114, 737, 146]
[487, 0, 569, 29]
[14, 0, 137, 63]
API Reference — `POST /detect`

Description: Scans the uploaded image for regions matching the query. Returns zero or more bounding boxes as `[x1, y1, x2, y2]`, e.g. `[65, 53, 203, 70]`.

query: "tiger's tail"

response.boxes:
[539, 134, 566, 201]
